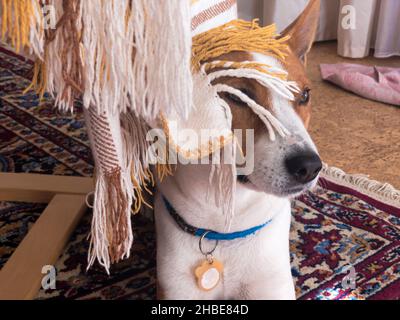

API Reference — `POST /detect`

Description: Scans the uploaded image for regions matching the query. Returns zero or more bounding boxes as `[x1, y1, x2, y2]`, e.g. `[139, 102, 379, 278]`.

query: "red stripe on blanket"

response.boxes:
[87, 108, 120, 171]
[191, 0, 236, 31]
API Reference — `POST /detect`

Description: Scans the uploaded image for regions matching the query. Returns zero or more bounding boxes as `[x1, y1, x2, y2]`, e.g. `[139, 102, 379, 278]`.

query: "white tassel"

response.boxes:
[44, 0, 83, 112]
[214, 84, 290, 141]
[28, 0, 46, 59]
[87, 168, 134, 274]
[87, 172, 111, 273]
[35, 0, 193, 117]
[78, 0, 193, 118]
[120, 111, 151, 186]
[129, 0, 193, 120]
[209, 60, 289, 76]
[207, 67, 300, 101]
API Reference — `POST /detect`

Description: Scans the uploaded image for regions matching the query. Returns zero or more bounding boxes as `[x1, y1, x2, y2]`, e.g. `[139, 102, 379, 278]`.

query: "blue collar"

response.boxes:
[163, 196, 272, 241]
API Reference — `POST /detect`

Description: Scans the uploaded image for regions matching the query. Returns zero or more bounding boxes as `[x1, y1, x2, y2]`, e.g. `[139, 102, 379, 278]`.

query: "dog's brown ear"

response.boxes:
[281, 0, 321, 65]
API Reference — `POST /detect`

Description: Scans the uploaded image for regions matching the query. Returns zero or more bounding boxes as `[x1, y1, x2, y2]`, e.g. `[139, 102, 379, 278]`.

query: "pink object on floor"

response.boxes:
[320, 63, 400, 106]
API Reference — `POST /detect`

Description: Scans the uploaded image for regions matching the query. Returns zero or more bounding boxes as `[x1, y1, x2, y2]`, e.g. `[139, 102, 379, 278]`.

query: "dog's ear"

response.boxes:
[281, 0, 320, 65]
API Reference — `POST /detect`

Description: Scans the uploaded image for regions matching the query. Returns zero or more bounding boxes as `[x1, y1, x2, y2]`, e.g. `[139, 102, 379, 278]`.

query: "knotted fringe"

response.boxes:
[25, 0, 193, 119]
[88, 167, 134, 274]
[321, 164, 400, 208]
[46, 0, 83, 112]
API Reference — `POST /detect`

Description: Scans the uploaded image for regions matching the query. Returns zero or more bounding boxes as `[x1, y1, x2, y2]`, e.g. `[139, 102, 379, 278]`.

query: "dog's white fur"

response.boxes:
[155, 179, 294, 300]
[154, 51, 319, 300]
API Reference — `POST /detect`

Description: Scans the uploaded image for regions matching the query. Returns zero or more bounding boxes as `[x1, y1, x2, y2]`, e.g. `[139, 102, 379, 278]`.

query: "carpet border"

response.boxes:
[320, 164, 400, 213]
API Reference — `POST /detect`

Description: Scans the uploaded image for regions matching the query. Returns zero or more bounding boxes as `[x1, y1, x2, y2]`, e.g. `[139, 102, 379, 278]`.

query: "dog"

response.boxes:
[155, 0, 321, 300]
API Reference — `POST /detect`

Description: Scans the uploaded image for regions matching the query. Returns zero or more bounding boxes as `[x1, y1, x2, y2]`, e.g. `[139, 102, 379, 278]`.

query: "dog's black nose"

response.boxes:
[285, 152, 322, 184]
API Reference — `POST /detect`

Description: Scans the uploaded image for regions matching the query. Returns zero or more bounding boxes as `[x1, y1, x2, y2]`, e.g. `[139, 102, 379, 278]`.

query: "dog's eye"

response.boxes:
[225, 92, 244, 105]
[299, 88, 311, 105]
[224, 89, 255, 106]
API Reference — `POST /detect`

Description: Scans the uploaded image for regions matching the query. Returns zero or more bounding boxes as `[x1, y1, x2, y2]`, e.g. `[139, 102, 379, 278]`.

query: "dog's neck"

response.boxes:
[157, 163, 289, 233]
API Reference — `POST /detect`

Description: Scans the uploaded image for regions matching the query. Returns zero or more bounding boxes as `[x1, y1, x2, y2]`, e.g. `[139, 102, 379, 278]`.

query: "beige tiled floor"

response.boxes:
[307, 41, 400, 188]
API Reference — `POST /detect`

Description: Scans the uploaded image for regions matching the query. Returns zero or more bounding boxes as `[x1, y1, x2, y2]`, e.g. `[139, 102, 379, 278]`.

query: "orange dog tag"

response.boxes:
[195, 259, 224, 291]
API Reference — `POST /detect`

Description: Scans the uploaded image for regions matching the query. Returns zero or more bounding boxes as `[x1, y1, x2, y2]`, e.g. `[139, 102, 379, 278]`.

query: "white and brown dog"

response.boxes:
[155, 0, 321, 300]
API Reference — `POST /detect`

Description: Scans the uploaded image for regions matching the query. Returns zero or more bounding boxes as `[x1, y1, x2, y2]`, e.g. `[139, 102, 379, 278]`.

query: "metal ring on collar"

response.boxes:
[199, 231, 219, 256]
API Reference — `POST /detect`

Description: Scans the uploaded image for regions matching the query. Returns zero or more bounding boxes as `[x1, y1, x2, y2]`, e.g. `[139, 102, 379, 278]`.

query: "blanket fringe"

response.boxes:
[87, 167, 134, 274]
[12, 0, 193, 118]
[120, 111, 154, 213]
[321, 164, 400, 208]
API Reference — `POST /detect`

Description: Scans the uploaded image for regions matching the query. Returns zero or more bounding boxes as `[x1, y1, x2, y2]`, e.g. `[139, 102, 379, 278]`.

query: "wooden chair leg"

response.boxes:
[0, 172, 94, 203]
[0, 194, 88, 300]
[0, 173, 94, 300]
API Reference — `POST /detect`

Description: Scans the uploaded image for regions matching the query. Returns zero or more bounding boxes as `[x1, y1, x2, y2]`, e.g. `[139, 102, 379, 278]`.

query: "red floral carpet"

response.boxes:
[1, 45, 399, 300]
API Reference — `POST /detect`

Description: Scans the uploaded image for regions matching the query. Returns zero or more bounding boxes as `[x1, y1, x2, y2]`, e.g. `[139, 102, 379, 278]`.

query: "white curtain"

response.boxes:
[238, 0, 400, 58]
[337, 0, 400, 58]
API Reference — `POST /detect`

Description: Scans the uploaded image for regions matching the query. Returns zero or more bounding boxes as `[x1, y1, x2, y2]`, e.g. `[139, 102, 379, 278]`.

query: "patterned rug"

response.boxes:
[1, 45, 399, 300]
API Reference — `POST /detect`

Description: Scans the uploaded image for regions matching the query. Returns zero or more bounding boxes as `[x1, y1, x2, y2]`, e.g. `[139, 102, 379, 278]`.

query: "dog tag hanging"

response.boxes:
[195, 232, 224, 291]
[195, 257, 224, 291]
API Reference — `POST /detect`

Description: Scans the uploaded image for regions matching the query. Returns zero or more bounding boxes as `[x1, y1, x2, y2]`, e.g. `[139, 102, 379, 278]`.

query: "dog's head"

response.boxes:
[215, 0, 321, 197]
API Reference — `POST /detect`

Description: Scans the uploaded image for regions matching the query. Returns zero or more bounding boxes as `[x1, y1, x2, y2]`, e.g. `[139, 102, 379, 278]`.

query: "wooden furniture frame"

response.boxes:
[0, 173, 93, 300]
